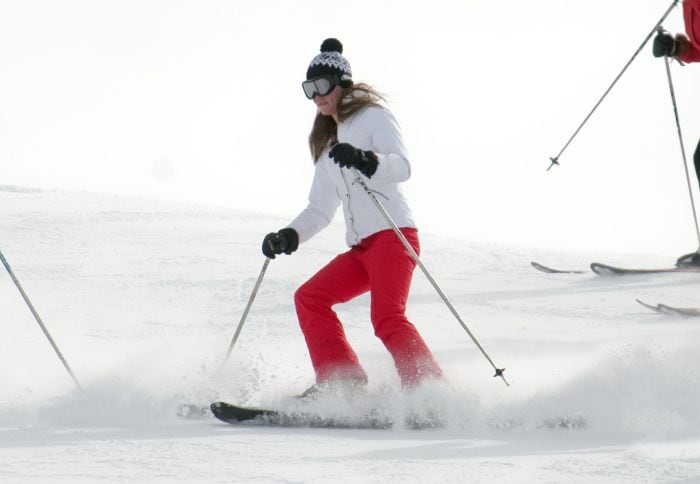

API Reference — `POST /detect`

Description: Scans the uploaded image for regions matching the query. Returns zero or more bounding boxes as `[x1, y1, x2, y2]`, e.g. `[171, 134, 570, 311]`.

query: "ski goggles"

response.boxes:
[302, 75, 340, 99]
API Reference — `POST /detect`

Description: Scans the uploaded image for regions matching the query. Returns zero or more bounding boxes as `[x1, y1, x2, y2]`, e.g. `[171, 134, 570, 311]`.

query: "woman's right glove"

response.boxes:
[261, 228, 299, 259]
[329, 142, 379, 178]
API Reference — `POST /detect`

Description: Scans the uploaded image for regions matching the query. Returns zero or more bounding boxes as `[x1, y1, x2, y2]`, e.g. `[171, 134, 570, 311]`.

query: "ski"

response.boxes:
[209, 401, 587, 431]
[636, 299, 700, 318]
[658, 304, 700, 317]
[210, 401, 393, 429]
[590, 262, 700, 276]
[530, 261, 586, 274]
[531, 260, 700, 276]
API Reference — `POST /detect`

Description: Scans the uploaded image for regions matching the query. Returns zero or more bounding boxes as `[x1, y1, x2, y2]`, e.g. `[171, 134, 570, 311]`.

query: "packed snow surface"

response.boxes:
[2, 187, 700, 483]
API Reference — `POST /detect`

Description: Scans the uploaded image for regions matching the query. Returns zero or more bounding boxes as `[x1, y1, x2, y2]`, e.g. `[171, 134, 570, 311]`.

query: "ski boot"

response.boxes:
[676, 251, 700, 268]
[296, 376, 368, 402]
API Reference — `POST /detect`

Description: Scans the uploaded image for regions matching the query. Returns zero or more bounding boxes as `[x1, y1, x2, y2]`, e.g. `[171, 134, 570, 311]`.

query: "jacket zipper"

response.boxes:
[339, 167, 360, 244]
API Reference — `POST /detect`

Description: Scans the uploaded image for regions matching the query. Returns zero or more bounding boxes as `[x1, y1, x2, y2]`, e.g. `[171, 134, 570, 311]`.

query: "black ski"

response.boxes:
[210, 401, 393, 429]
[530, 261, 586, 274]
[208, 401, 586, 431]
[591, 262, 700, 276]
[636, 299, 700, 317]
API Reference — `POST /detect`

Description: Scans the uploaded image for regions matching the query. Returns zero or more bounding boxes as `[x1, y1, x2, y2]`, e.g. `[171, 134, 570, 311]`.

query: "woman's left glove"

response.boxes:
[329, 142, 378, 178]
[652, 30, 677, 57]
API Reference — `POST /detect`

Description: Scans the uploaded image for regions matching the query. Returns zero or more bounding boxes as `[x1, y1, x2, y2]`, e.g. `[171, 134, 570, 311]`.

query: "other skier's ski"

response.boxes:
[636, 299, 700, 318]
[658, 304, 700, 317]
[530, 261, 586, 274]
[531, 260, 700, 276]
[210, 401, 393, 429]
[636, 299, 662, 313]
[590, 262, 700, 276]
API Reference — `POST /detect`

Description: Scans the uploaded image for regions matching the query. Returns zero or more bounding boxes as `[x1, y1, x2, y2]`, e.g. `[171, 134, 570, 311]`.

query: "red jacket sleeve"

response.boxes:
[679, 0, 700, 63]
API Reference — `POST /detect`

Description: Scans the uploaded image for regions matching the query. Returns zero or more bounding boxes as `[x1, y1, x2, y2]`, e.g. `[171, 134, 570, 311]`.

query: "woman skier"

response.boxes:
[261, 38, 443, 398]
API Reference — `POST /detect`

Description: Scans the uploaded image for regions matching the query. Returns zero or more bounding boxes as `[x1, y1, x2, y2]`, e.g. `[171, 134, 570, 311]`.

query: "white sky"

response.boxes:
[1, 0, 699, 256]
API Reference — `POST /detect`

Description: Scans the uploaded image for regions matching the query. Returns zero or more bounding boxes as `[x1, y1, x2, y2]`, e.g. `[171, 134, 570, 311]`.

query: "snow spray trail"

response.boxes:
[482, 340, 700, 438]
[3, 338, 699, 437]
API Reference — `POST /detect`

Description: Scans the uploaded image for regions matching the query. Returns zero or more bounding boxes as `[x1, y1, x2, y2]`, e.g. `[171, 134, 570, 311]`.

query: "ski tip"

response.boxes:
[530, 261, 564, 273]
[531, 261, 586, 274]
[530, 261, 550, 272]
[590, 262, 618, 276]
[210, 402, 228, 417]
[635, 299, 659, 311]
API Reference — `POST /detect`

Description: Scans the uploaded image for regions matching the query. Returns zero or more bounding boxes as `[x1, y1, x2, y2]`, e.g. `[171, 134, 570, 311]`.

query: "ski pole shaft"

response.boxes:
[548, 0, 679, 170]
[350, 169, 508, 386]
[223, 257, 271, 366]
[0, 249, 83, 391]
[664, 56, 700, 247]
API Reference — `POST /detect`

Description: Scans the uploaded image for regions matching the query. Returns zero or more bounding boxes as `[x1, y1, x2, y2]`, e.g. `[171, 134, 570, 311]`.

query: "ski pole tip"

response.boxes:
[547, 157, 559, 171]
[493, 368, 509, 386]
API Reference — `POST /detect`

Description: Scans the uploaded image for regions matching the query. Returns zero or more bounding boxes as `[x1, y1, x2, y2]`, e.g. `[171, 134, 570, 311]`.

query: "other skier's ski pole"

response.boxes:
[663, 55, 700, 248]
[350, 169, 508, 386]
[0, 249, 83, 391]
[548, 0, 679, 170]
[222, 257, 271, 366]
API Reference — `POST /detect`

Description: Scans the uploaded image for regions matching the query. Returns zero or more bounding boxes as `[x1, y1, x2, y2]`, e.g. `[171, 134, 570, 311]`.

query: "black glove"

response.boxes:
[261, 228, 299, 259]
[653, 30, 677, 57]
[329, 142, 379, 178]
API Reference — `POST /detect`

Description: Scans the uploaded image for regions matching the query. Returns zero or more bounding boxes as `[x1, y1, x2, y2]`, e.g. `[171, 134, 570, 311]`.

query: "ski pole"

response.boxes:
[0, 249, 83, 391]
[663, 55, 700, 248]
[350, 169, 508, 386]
[548, 0, 679, 170]
[222, 257, 271, 366]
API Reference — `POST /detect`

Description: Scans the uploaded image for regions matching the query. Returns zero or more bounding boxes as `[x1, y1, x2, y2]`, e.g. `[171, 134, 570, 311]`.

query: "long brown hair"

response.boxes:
[308, 83, 385, 163]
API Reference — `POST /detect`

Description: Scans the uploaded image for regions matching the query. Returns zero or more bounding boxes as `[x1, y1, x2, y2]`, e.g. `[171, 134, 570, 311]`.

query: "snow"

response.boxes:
[2, 186, 700, 483]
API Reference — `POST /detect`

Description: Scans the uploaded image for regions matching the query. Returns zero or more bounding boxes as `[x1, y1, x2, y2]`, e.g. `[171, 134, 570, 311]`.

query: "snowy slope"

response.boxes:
[2, 186, 700, 483]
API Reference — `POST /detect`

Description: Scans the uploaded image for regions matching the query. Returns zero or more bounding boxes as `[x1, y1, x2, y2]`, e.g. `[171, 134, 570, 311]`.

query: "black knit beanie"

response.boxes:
[306, 38, 353, 87]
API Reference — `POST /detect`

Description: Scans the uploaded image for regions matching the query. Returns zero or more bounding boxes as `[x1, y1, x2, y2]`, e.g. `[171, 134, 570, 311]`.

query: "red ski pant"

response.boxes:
[294, 228, 442, 386]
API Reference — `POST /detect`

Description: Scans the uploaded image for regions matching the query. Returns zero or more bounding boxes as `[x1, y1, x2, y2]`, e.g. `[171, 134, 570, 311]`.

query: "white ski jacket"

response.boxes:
[288, 104, 417, 247]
